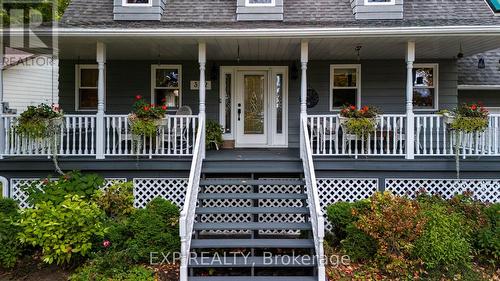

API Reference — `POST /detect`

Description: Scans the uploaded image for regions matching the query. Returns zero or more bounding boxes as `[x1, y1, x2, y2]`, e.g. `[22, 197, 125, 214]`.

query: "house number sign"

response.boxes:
[190, 81, 212, 90]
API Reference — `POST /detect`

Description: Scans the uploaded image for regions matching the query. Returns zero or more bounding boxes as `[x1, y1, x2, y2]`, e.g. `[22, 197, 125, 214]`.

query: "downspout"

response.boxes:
[0, 176, 8, 198]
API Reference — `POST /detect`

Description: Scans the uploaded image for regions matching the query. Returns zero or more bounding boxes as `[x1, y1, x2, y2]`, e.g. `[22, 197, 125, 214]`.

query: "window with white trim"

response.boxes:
[245, 0, 275, 7]
[151, 65, 182, 110]
[365, 0, 395, 5]
[75, 65, 100, 111]
[122, 0, 152, 6]
[330, 65, 361, 111]
[413, 64, 438, 110]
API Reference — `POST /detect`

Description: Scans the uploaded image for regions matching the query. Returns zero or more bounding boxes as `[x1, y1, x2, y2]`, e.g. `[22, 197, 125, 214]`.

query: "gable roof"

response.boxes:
[458, 48, 500, 87]
[60, 0, 500, 29]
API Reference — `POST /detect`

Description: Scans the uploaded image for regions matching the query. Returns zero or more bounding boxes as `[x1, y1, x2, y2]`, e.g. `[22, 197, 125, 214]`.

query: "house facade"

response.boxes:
[1, 1, 500, 280]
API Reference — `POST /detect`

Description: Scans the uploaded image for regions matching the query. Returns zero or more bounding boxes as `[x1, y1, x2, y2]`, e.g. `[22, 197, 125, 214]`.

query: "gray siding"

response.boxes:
[350, 0, 403, 20]
[59, 59, 458, 148]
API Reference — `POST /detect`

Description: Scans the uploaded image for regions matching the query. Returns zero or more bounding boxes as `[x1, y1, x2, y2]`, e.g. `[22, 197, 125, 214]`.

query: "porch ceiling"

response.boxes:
[59, 35, 500, 61]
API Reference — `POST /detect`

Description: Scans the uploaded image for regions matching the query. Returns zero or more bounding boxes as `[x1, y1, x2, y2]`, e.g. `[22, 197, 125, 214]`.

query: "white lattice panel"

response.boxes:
[10, 177, 128, 209]
[258, 180, 306, 235]
[386, 179, 500, 203]
[199, 180, 253, 234]
[317, 178, 379, 230]
[133, 178, 187, 208]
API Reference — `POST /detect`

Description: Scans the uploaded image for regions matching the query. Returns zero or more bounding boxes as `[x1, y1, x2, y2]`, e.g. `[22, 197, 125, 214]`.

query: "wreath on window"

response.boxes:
[307, 88, 319, 109]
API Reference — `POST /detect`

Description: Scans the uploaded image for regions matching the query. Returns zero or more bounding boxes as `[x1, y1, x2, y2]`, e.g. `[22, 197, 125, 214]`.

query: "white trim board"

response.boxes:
[458, 84, 500, 90]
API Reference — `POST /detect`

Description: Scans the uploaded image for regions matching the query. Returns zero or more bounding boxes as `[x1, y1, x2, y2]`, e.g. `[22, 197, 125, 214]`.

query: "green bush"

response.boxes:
[0, 198, 22, 268]
[94, 181, 135, 219]
[340, 224, 376, 262]
[414, 205, 471, 271]
[475, 203, 500, 264]
[23, 171, 104, 206]
[18, 195, 107, 264]
[326, 200, 369, 244]
[127, 198, 180, 262]
[206, 120, 223, 150]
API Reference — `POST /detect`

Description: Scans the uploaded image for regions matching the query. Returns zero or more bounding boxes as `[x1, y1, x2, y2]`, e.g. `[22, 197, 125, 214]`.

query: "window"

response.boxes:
[486, 0, 500, 13]
[151, 65, 182, 110]
[364, 0, 395, 5]
[275, 73, 283, 134]
[122, 0, 152, 6]
[330, 65, 361, 111]
[413, 64, 438, 110]
[75, 65, 100, 111]
[245, 0, 275, 7]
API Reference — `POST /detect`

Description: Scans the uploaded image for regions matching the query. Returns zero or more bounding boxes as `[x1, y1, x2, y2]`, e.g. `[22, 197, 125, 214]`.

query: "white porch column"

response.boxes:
[198, 42, 206, 159]
[96, 42, 106, 159]
[0, 41, 5, 159]
[405, 41, 415, 159]
[300, 41, 308, 158]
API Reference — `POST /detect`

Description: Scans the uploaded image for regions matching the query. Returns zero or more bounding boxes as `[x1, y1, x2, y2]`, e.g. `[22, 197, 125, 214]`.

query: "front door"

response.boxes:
[236, 71, 268, 147]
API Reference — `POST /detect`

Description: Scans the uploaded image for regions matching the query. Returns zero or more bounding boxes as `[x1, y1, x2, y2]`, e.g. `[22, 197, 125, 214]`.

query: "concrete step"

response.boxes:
[200, 179, 305, 186]
[196, 207, 309, 214]
[188, 256, 316, 268]
[198, 193, 307, 200]
[190, 239, 314, 249]
[193, 222, 312, 231]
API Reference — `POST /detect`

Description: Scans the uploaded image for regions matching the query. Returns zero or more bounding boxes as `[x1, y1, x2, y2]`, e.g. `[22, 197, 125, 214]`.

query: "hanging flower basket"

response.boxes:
[14, 104, 64, 139]
[128, 95, 168, 137]
[439, 104, 489, 133]
[339, 105, 381, 138]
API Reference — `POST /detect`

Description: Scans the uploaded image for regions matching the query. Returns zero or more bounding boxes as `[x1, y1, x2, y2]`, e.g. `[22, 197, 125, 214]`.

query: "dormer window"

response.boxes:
[246, 0, 275, 7]
[122, 0, 152, 7]
[365, 0, 395, 5]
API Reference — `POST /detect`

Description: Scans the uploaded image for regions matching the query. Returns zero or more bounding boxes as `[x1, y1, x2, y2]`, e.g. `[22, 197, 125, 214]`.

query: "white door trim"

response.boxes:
[219, 66, 288, 148]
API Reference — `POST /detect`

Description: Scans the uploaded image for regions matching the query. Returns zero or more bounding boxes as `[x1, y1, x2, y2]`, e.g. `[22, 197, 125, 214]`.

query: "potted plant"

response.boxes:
[206, 120, 223, 150]
[14, 103, 63, 139]
[128, 95, 168, 137]
[339, 105, 380, 138]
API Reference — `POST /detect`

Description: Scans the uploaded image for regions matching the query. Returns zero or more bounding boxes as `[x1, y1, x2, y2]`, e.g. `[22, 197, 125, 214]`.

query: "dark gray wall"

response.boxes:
[459, 90, 500, 107]
[59, 59, 458, 148]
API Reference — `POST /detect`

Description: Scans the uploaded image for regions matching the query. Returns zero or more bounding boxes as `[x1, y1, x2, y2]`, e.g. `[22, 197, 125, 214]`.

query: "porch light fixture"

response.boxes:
[355, 45, 362, 61]
[457, 44, 464, 59]
[478, 57, 486, 69]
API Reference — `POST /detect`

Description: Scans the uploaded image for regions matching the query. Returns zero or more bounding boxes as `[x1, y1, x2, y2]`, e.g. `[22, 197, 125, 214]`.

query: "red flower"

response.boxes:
[162, 105, 167, 110]
[471, 104, 477, 110]
[102, 240, 111, 248]
[135, 95, 142, 100]
[143, 106, 150, 111]
[349, 105, 356, 110]
[161, 97, 167, 103]
[362, 106, 369, 111]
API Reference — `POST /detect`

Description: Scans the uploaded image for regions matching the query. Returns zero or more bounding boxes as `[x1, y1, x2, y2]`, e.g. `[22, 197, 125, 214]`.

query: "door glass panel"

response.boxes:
[224, 74, 232, 134]
[244, 75, 265, 135]
[275, 74, 283, 134]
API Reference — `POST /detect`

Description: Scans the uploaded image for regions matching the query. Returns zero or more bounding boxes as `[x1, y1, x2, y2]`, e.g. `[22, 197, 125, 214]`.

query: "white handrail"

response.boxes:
[300, 113, 325, 281]
[179, 113, 205, 281]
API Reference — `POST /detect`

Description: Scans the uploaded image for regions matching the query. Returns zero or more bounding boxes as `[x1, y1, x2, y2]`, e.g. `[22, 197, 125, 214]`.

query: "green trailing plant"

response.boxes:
[129, 95, 167, 137]
[14, 103, 63, 139]
[126, 198, 180, 263]
[206, 120, 223, 150]
[93, 181, 135, 219]
[22, 171, 104, 206]
[18, 195, 107, 265]
[0, 198, 23, 268]
[340, 105, 380, 138]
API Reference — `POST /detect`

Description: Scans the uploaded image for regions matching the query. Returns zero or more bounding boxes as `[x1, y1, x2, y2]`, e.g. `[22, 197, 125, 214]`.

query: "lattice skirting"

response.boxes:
[8, 178, 187, 209]
[385, 179, 500, 204]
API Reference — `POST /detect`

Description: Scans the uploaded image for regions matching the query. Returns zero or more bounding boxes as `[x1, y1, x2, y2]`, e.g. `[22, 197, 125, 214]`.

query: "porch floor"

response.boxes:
[206, 148, 300, 161]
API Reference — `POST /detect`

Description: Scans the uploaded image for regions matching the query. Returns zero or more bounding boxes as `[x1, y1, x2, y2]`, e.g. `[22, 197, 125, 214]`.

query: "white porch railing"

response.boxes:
[104, 115, 198, 157]
[415, 114, 500, 157]
[2, 115, 97, 156]
[307, 114, 500, 157]
[0, 114, 199, 158]
[300, 114, 325, 281]
[307, 114, 406, 157]
[179, 113, 205, 281]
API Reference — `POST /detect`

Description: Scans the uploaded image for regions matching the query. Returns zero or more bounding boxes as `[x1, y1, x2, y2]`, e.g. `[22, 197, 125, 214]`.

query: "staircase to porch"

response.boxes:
[187, 167, 318, 281]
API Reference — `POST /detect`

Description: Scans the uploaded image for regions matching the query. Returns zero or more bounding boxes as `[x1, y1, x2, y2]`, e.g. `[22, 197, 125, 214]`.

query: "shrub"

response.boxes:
[206, 120, 223, 150]
[23, 171, 104, 205]
[475, 203, 500, 265]
[356, 192, 426, 276]
[127, 198, 180, 262]
[94, 181, 135, 219]
[0, 198, 22, 268]
[18, 195, 107, 264]
[326, 200, 369, 244]
[413, 205, 471, 271]
[340, 224, 377, 262]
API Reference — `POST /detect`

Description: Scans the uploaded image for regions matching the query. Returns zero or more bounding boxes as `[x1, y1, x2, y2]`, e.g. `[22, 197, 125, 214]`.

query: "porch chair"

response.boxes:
[166, 106, 194, 153]
[307, 118, 337, 153]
